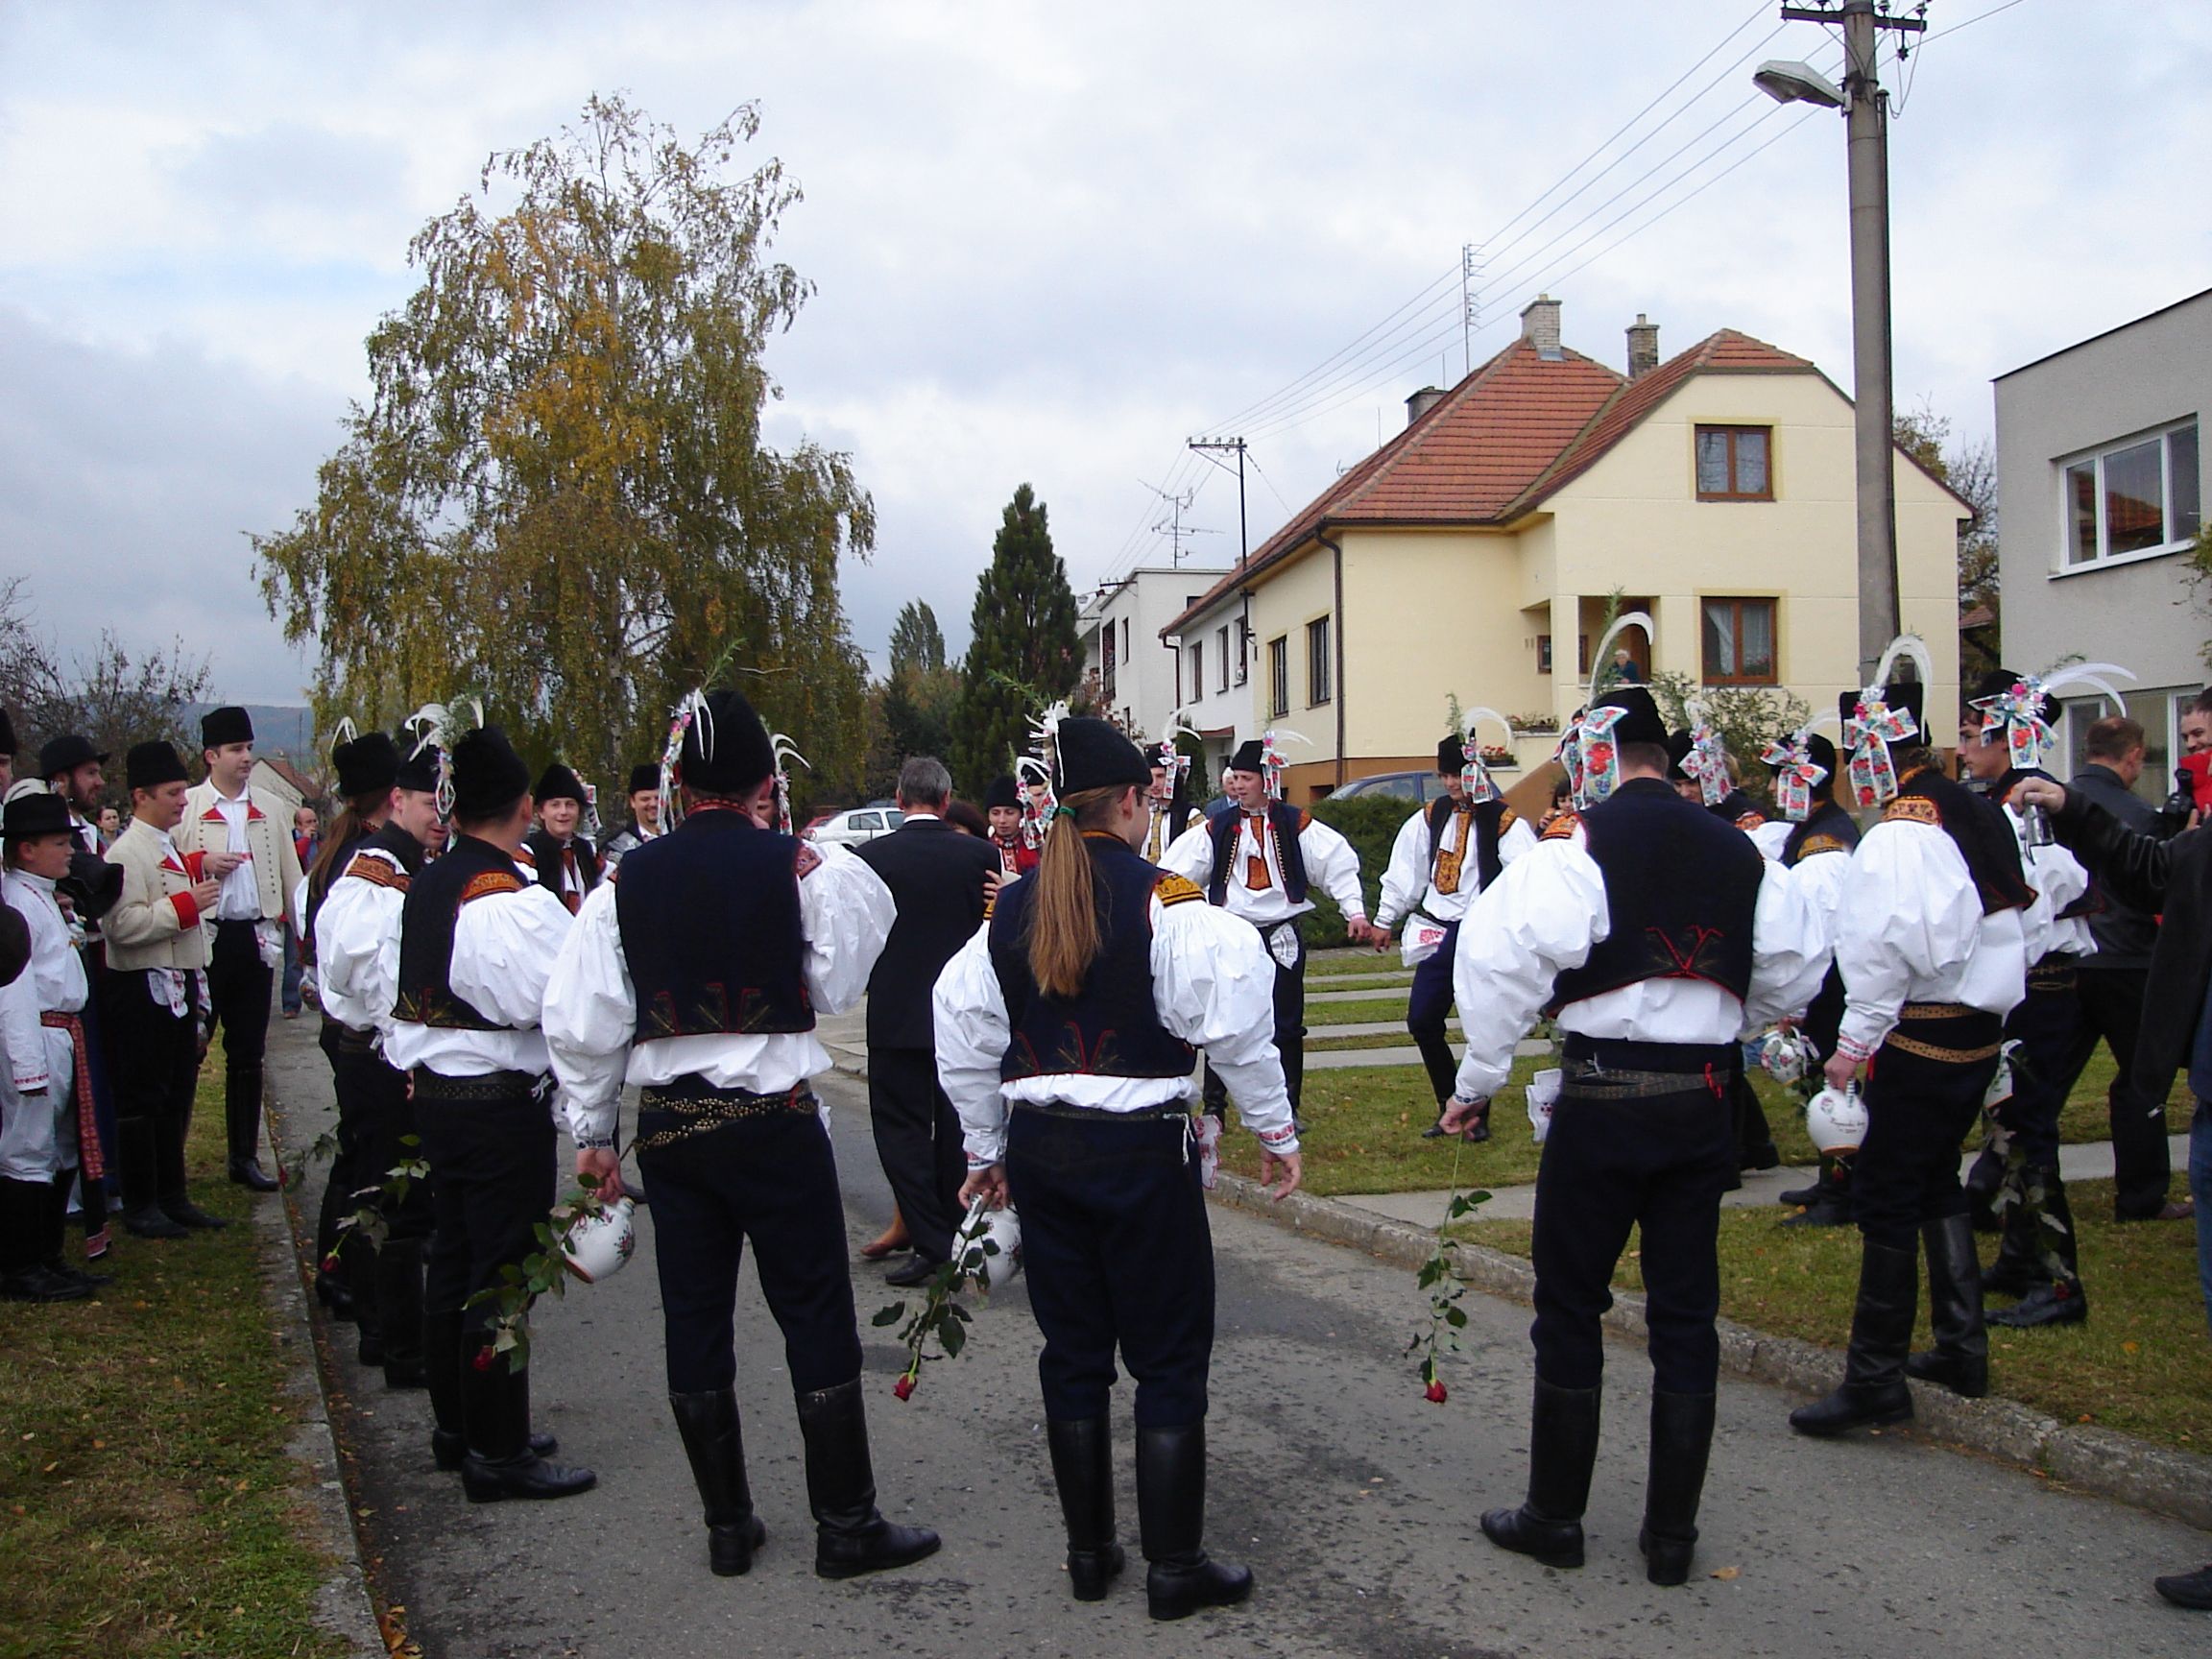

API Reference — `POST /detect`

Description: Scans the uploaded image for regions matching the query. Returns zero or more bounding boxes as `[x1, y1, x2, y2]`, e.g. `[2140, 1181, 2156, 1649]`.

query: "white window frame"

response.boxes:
[2052, 418, 2200, 577]
[1214, 626, 1229, 694]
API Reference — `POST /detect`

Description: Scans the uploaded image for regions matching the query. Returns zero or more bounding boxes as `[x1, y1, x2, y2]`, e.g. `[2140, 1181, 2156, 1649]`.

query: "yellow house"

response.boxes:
[1163, 297, 1970, 802]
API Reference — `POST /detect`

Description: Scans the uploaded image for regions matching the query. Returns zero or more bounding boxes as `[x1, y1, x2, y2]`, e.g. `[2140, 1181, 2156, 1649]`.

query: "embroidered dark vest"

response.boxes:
[1546, 779, 1766, 1015]
[1711, 789, 1769, 832]
[1781, 801, 1861, 867]
[1888, 767, 2036, 916]
[1205, 802, 1309, 905]
[614, 810, 814, 1042]
[1425, 796, 1508, 898]
[989, 835, 1199, 1082]
[395, 834, 529, 1030]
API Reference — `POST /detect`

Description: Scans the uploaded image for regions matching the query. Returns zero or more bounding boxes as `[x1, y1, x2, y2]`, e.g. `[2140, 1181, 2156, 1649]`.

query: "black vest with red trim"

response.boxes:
[1711, 790, 1769, 833]
[1884, 767, 2036, 916]
[613, 809, 814, 1042]
[395, 833, 531, 1031]
[989, 833, 1200, 1082]
[1545, 778, 1766, 1016]
[1205, 802, 1309, 905]
[1426, 796, 1510, 895]
[1781, 800, 1860, 867]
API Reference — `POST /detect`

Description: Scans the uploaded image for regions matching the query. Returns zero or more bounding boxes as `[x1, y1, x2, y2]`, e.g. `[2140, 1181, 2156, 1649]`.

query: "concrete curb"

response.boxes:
[255, 1084, 388, 1659]
[1208, 1171, 2212, 1534]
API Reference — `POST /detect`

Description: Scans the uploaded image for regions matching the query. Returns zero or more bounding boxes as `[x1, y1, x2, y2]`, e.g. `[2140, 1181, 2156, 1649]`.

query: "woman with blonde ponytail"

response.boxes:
[933, 716, 1301, 1623]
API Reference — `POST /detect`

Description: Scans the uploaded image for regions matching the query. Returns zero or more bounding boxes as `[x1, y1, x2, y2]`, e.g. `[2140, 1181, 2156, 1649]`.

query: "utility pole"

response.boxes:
[1776, 0, 1924, 682]
[1189, 436, 1251, 676]
[1460, 244, 1483, 378]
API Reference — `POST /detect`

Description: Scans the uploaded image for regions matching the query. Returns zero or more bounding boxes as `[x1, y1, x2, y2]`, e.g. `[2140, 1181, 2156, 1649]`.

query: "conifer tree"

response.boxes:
[952, 484, 1079, 795]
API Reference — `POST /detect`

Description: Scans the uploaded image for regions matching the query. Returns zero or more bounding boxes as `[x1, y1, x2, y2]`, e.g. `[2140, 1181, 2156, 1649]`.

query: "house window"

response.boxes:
[1215, 626, 1230, 693]
[2063, 421, 2200, 568]
[1307, 617, 1332, 706]
[1120, 617, 1130, 667]
[1695, 425, 1772, 500]
[1268, 636, 1289, 718]
[1101, 620, 1118, 702]
[1537, 635, 1552, 675]
[1234, 620, 1249, 685]
[1701, 597, 1777, 685]
[1190, 640, 1204, 702]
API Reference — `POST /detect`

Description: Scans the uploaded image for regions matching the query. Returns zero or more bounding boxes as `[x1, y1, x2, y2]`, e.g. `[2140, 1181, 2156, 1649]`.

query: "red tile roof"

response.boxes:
[1162, 327, 1820, 637]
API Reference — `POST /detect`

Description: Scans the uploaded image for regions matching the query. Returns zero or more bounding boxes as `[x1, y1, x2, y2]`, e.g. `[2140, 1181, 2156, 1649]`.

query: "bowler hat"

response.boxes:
[38, 734, 107, 781]
[1, 792, 74, 840]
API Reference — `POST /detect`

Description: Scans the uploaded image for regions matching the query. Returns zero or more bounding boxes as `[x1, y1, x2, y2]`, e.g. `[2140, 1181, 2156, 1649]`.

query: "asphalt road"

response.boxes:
[264, 1019, 2211, 1659]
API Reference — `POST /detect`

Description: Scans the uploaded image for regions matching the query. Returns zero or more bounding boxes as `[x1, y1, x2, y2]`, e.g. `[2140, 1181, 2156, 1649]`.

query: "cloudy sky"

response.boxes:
[3, 0, 2206, 705]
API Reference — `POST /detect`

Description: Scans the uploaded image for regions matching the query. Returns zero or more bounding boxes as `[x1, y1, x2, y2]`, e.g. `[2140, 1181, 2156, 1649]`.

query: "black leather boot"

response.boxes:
[796, 1379, 940, 1579]
[1981, 1188, 2042, 1297]
[375, 1238, 427, 1388]
[119, 1119, 187, 1239]
[156, 1111, 228, 1230]
[40, 1175, 108, 1291]
[459, 1354, 595, 1503]
[1778, 1156, 1830, 1209]
[1782, 1156, 1854, 1228]
[1135, 1422, 1252, 1620]
[428, 1308, 556, 1470]
[1639, 1391, 1716, 1586]
[671, 1389, 766, 1576]
[1789, 1238, 1917, 1435]
[1989, 1172, 2087, 1329]
[1906, 1214, 1988, 1396]
[226, 1071, 279, 1191]
[1, 1178, 92, 1302]
[1480, 1378, 1599, 1569]
[1046, 1417, 1125, 1600]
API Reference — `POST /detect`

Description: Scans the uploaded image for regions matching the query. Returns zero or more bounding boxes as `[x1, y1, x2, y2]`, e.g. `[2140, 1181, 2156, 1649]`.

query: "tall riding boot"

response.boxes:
[1779, 1155, 1831, 1209]
[350, 1237, 385, 1368]
[459, 1352, 595, 1503]
[670, 1389, 766, 1575]
[0, 1178, 90, 1302]
[1789, 1238, 1917, 1435]
[1981, 1187, 2043, 1297]
[374, 1238, 426, 1388]
[43, 1173, 108, 1289]
[1480, 1378, 1601, 1569]
[227, 1070, 278, 1191]
[1782, 1155, 1855, 1228]
[119, 1118, 187, 1239]
[1906, 1214, 1988, 1396]
[1046, 1417, 1125, 1600]
[1640, 1390, 1716, 1587]
[1135, 1421, 1251, 1620]
[796, 1378, 941, 1579]
[1990, 1170, 2088, 1328]
[428, 1310, 554, 1470]
[156, 1108, 228, 1231]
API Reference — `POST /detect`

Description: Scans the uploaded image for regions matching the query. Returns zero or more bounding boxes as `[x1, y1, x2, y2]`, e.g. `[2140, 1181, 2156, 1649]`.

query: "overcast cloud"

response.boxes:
[3, 0, 2206, 705]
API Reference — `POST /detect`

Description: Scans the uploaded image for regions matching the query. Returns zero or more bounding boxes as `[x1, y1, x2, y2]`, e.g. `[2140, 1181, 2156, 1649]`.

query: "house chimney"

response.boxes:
[1520, 293, 1563, 359]
[1406, 385, 1447, 426]
[1626, 313, 1660, 378]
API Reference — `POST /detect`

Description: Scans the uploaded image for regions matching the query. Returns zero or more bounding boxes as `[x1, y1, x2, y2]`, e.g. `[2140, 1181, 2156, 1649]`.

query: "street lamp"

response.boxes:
[1752, 60, 1844, 108]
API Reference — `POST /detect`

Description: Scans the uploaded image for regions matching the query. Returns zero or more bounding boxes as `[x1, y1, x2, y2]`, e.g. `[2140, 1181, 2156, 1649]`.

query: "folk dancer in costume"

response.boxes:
[934, 715, 1301, 1621]
[545, 689, 938, 1578]
[102, 742, 225, 1239]
[1372, 726, 1534, 1141]
[1757, 729, 1863, 1228]
[599, 762, 666, 873]
[525, 763, 602, 915]
[1959, 666, 2113, 1331]
[309, 728, 450, 1390]
[389, 723, 594, 1502]
[1160, 735, 1374, 1129]
[1142, 721, 1201, 862]
[1440, 686, 1822, 1586]
[984, 775, 1039, 878]
[1, 793, 103, 1301]
[172, 707, 304, 1193]
[1790, 655, 2034, 1437]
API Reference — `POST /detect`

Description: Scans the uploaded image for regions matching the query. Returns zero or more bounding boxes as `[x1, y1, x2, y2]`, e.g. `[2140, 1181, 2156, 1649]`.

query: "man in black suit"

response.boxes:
[854, 757, 999, 1287]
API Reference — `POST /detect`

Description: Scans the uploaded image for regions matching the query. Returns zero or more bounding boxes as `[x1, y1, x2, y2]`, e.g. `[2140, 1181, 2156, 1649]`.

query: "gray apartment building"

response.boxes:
[1996, 285, 2207, 795]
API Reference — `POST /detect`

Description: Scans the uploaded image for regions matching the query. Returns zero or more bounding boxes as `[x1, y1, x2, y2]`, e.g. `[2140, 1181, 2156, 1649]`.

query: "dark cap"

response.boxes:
[626, 762, 661, 797]
[678, 691, 774, 796]
[127, 740, 191, 792]
[1437, 734, 1465, 775]
[201, 706, 254, 749]
[332, 730, 399, 799]
[1665, 729, 1695, 779]
[983, 775, 1020, 811]
[1227, 739, 1266, 775]
[38, 734, 107, 780]
[1591, 685, 1667, 749]
[534, 763, 588, 806]
[1840, 682, 1927, 736]
[1772, 733, 1839, 781]
[1, 792, 75, 840]
[1053, 717, 1149, 796]
[450, 726, 532, 822]
[395, 737, 442, 795]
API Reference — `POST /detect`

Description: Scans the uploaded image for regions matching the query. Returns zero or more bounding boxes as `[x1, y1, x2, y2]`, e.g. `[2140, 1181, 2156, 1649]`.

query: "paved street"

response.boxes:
[265, 1018, 2210, 1659]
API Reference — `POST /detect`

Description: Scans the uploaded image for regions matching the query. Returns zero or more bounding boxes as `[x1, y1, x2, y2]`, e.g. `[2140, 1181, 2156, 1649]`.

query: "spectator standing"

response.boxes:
[283, 804, 321, 1018]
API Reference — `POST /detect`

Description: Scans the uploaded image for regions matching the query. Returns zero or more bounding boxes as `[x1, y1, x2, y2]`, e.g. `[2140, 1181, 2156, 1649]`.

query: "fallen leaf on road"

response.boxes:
[1710, 1565, 1740, 1580]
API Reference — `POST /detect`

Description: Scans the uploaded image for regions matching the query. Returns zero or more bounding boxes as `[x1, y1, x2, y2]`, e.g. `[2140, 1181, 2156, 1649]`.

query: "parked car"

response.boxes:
[804, 805, 905, 846]
[1327, 770, 1453, 804]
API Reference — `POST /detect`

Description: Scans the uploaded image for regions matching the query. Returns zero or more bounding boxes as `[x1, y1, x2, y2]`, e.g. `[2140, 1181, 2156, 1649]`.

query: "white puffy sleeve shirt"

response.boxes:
[2005, 803, 2094, 964]
[543, 842, 894, 1148]
[1451, 826, 1826, 1100]
[383, 879, 572, 1081]
[314, 852, 407, 1041]
[1156, 809, 1365, 927]
[932, 891, 1296, 1169]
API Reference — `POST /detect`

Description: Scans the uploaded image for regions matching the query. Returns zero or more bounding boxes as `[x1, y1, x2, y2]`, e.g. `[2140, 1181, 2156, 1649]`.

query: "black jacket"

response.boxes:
[2066, 763, 2159, 968]
[853, 815, 998, 1049]
[2051, 788, 2200, 1101]
[523, 830, 602, 904]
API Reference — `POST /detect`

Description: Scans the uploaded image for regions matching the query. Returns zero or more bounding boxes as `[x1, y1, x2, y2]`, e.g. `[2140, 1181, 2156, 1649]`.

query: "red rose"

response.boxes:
[472, 1348, 495, 1372]
[893, 1373, 916, 1401]
[1425, 1379, 1448, 1405]
[321, 1253, 341, 1274]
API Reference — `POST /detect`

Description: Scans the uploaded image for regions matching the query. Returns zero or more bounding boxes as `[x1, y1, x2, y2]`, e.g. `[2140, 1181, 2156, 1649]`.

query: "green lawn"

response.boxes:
[1468, 1180, 2210, 1452]
[0, 1049, 346, 1658]
[1306, 995, 1413, 1027]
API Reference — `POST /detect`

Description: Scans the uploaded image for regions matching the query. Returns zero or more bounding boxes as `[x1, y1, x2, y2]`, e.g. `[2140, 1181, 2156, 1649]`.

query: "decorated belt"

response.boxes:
[2027, 960, 2080, 995]
[1885, 1002, 2002, 1065]
[1561, 1065, 1725, 1101]
[1898, 1002, 1978, 1020]
[323, 1017, 375, 1055]
[410, 1068, 542, 1102]
[1012, 1099, 1188, 1123]
[39, 1011, 105, 1182]
[1882, 1033, 2003, 1065]
[635, 1083, 817, 1151]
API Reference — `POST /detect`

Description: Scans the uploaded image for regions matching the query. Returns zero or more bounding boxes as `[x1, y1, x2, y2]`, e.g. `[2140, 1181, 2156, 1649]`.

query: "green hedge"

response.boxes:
[1299, 795, 1417, 949]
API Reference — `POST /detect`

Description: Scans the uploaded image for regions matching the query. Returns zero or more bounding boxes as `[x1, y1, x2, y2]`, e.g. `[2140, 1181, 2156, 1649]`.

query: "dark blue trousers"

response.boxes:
[1854, 1009, 2004, 1250]
[416, 1082, 555, 1340]
[1006, 1108, 1213, 1427]
[1530, 1079, 1735, 1393]
[1407, 920, 1461, 1106]
[636, 1104, 861, 1396]
[1996, 969, 2080, 1168]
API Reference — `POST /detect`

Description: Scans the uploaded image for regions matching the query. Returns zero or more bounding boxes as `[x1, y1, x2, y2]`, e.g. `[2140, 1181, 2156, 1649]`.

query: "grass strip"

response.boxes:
[0, 1047, 346, 1659]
